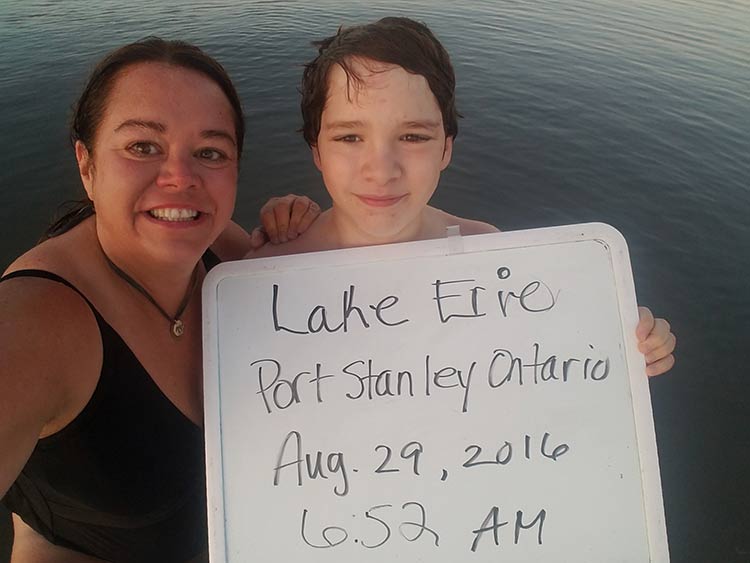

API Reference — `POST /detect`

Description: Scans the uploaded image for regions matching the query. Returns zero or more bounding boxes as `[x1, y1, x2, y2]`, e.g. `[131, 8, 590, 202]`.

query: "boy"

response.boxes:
[249, 17, 675, 375]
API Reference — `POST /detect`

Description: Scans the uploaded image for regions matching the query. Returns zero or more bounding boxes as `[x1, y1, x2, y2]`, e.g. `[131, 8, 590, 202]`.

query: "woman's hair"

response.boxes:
[44, 37, 245, 239]
[300, 17, 460, 148]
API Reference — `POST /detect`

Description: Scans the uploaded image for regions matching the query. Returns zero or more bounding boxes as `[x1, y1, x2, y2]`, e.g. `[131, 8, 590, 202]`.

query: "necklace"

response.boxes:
[101, 248, 199, 338]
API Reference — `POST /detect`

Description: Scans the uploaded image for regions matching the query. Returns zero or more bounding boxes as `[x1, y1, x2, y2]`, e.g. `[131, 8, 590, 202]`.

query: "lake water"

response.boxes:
[1, 0, 748, 561]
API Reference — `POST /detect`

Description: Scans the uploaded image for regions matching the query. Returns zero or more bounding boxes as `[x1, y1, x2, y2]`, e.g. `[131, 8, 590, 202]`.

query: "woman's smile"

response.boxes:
[147, 207, 201, 222]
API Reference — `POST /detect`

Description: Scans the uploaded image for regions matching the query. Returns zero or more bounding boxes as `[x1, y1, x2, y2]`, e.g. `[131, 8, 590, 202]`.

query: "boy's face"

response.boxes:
[313, 58, 453, 243]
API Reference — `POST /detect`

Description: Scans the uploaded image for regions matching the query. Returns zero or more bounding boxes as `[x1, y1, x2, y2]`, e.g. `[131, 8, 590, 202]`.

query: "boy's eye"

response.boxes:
[127, 141, 160, 156]
[401, 134, 431, 143]
[197, 148, 228, 162]
[334, 134, 362, 143]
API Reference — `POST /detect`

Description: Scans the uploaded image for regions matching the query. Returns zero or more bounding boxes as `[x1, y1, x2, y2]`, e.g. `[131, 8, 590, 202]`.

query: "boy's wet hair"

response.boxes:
[300, 17, 459, 147]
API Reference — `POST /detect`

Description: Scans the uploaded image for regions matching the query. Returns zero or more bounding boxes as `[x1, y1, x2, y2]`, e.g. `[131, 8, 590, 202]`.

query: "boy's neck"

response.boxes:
[325, 207, 443, 248]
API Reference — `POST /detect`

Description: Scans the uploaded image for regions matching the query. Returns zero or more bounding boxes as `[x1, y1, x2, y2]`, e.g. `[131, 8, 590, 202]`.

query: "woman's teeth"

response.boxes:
[149, 208, 199, 222]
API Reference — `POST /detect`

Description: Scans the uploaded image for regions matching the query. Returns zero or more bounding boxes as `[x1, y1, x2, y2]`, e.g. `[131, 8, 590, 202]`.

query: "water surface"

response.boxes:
[1, 1, 748, 560]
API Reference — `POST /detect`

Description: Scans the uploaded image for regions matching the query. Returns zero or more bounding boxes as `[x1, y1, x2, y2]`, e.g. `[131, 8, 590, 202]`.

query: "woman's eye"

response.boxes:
[197, 148, 227, 162]
[127, 142, 160, 156]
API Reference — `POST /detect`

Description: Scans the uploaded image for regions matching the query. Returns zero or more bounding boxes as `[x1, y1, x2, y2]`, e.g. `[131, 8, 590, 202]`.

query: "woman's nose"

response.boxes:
[156, 151, 198, 190]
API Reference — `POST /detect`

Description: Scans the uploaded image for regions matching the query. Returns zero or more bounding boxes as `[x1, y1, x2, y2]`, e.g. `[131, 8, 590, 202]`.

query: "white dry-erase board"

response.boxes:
[202, 223, 669, 562]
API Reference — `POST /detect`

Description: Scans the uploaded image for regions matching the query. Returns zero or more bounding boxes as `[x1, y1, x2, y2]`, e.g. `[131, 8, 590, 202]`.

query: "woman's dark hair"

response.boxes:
[44, 37, 245, 239]
[300, 17, 460, 147]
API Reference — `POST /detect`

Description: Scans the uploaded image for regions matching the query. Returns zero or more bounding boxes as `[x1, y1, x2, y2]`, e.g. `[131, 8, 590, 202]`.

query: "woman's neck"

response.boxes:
[94, 225, 201, 313]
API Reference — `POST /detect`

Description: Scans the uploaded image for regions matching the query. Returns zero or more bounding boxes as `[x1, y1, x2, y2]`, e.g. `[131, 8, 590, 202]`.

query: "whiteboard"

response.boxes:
[202, 223, 669, 562]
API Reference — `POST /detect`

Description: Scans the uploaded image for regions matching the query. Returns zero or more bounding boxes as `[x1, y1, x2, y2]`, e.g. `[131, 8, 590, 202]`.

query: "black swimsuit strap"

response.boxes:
[1, 250, 221, 300]
[202, 247, 222, 271]
[0, 269, 95, 308]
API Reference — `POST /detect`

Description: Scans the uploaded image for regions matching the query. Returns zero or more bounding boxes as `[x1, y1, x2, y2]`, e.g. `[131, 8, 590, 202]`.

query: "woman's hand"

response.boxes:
[249, 194, 321, 248]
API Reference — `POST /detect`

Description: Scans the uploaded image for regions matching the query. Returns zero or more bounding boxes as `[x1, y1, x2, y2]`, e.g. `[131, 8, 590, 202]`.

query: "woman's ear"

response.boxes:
[75, 141, 95, 200]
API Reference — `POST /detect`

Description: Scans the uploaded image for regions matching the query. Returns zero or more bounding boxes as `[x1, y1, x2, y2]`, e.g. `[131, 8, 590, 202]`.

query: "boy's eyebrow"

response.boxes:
[324, 120, 366, 129]
[113, 120, 235, 145]
[324, 119, 442, 130]
[403, 120, 442, 130]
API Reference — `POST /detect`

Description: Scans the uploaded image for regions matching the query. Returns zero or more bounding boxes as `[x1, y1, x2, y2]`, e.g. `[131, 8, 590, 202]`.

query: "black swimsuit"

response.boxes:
[1, 251, 220, 562]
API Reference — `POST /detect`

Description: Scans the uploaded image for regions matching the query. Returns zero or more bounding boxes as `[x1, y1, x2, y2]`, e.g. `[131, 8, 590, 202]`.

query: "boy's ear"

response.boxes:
[75, 141, 95, 200]
[312, 145, 322, 172]
[440, 136, 454, 171]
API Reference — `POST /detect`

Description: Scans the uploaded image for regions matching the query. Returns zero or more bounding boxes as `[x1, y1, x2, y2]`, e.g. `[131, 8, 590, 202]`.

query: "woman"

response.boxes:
[0, 38, 315, 562]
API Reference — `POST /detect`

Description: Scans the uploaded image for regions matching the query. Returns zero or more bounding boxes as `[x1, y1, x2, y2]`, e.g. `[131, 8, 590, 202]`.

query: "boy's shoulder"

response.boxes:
[426, 207, 500, 236]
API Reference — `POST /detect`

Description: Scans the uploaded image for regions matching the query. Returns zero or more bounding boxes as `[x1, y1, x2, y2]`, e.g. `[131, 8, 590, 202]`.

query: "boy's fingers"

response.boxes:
[636, 306, 655, 341]
[645, 333, 677, 364]
[638, 318, 672, 353]
[646, 354, 675, 377]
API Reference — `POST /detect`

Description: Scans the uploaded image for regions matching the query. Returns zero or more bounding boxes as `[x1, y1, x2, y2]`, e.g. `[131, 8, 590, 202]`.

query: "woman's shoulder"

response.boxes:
[2, 227, 103, 404]
[1, 255, 103, 448]
[5, 218, 92, 275]
[1, 261, 101, 368]
[211, 221, 252, 261]
[2, 232, 102, 356]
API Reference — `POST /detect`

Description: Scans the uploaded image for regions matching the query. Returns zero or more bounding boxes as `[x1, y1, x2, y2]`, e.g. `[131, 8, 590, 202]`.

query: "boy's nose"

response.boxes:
[156, 152, 198, 190]
[362, 144, 402, 185]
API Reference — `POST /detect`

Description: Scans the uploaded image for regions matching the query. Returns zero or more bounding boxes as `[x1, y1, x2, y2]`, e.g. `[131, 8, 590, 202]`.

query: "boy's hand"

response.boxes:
[636, 306, 676, 377]
[249, 194, 321, 248]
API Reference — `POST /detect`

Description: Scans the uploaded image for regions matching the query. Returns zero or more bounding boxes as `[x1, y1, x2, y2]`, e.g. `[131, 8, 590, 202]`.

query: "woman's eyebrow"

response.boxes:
[114, 119, 165, 133]
[202, 129, 236, 145]
[112, 120, 235, 145]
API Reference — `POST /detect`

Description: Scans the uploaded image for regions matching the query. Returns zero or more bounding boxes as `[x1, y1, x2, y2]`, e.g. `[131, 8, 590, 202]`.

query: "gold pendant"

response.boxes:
[172, 319, 185, 337]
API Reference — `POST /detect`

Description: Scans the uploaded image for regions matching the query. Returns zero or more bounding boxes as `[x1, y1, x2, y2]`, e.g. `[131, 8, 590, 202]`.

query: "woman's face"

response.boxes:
[77, 62, 239, 267]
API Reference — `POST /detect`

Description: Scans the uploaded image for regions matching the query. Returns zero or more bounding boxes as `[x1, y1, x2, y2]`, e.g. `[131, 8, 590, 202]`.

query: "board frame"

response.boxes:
[202, 222, 669, 562]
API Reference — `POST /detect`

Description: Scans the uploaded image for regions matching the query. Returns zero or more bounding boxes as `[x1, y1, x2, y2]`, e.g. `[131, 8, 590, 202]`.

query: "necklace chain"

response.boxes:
[100, 247, 198, 338]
